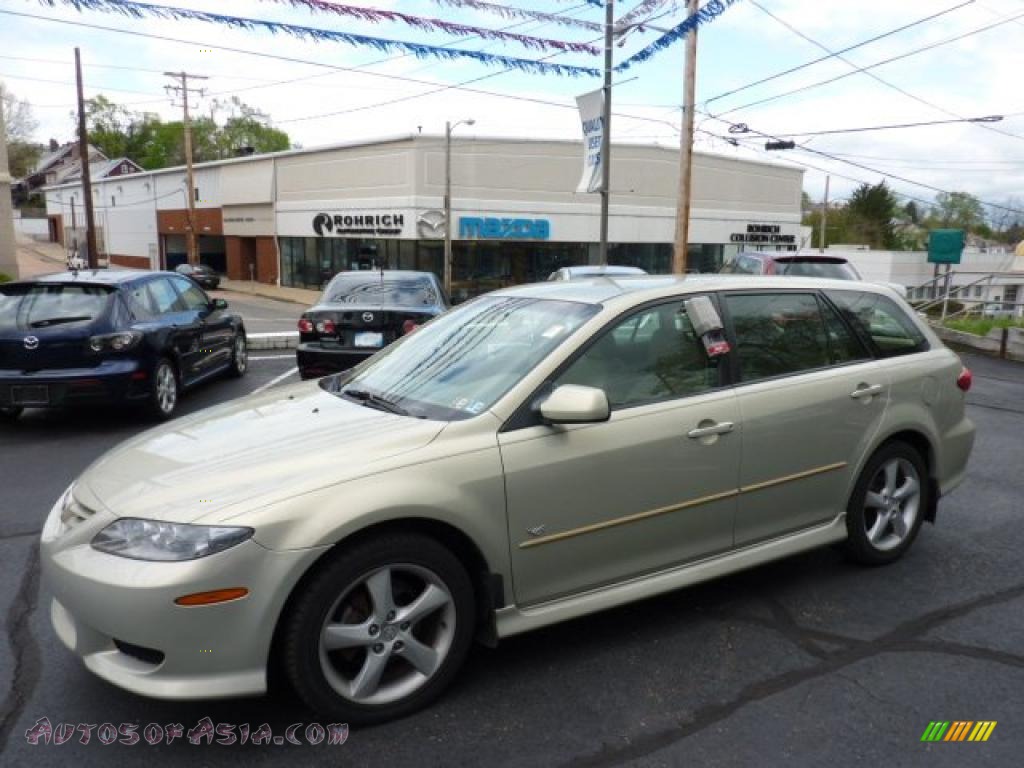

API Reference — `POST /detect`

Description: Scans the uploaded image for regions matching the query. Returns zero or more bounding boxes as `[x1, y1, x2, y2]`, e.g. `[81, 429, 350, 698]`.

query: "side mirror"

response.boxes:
[539, 385, 610, 425]
[212, 298, 229, 311]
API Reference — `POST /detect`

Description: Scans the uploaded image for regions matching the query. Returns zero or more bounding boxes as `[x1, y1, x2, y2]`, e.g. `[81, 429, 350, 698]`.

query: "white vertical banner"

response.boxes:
[575, 88, 605, 194]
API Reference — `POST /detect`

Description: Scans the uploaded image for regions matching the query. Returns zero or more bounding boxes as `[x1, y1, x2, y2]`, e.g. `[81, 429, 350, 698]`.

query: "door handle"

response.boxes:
[850, 384, 883, 399]
[687, 421, 735, 439]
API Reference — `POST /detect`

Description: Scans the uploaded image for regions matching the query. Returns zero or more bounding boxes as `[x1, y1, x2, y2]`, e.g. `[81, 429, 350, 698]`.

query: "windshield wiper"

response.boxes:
[341, 388, 410, 416]
[29, 316, 93, 328]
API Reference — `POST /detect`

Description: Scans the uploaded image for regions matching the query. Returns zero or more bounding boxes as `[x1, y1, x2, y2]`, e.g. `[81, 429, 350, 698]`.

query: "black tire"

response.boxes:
[843, 441, 929, 566]
[148, 358, 179, 420]
[0, 406, 23, 422]
[282, 533, 476, 725]
[228, 331, 248, 378]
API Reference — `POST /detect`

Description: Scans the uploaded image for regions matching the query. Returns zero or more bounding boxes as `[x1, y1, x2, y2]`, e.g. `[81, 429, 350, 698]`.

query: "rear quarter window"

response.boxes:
[826, 291, 928, 358]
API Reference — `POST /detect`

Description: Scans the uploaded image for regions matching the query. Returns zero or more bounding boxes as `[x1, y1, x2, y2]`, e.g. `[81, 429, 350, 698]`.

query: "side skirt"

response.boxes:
[495, 515, 848, 639]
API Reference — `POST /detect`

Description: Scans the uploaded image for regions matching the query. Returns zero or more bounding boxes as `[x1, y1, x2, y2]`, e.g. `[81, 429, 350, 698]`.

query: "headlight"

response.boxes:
[91, 518, 254, 561]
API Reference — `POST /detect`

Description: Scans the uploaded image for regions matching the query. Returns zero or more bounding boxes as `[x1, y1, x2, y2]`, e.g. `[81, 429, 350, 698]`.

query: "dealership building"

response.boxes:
[43, 134, 806, 300]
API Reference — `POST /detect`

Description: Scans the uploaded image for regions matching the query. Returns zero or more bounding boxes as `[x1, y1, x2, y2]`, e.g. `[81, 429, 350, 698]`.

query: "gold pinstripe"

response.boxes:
[519, 462, 848, 549]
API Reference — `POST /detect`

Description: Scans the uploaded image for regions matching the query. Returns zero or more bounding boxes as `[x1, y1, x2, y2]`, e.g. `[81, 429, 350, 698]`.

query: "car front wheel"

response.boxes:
[282, 533, 476, 725]
[844, 441, 929, 565]
[228, 332, 248, 378]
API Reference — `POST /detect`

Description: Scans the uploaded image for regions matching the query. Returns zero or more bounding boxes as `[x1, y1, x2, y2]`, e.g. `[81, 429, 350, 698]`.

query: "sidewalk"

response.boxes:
[218, 277, 320, 307]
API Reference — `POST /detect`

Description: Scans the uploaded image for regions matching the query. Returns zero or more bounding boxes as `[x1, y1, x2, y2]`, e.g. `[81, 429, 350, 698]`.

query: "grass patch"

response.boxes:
[943, 317, 1024, 336]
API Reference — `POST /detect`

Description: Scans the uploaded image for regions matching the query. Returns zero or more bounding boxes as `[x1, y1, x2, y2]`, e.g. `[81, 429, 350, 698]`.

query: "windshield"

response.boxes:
[325, 274, 439, 307]
[0, 283, 115, 330]
[322, 296, 600, 421]
[777, 260, 860, 280]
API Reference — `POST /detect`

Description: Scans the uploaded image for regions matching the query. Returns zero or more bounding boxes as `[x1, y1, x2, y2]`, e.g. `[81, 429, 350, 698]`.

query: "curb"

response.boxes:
[247, 332, 299, 351]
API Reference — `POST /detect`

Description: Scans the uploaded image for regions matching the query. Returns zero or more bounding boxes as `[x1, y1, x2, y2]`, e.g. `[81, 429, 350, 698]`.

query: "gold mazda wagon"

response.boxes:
[41, 276, 975, 724]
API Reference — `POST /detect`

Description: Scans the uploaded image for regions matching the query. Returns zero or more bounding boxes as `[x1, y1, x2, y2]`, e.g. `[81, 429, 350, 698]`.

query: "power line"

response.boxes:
[716, 7, 1024, 117]
[745, 115, 1007, 139]
[698, 111, 1024, 215]
[702, 0, 976, 108]
[744, 0, 1024, 145]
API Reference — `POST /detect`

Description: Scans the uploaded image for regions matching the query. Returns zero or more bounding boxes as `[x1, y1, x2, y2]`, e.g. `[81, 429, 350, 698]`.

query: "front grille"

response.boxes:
[113, 639, 165, 666]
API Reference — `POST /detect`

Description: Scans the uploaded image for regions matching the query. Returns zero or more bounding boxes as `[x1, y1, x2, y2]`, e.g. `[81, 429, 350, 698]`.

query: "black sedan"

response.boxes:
[296, 270, 448, 379]
[0, 270, 247, 421]
[175, 262, 221, 290]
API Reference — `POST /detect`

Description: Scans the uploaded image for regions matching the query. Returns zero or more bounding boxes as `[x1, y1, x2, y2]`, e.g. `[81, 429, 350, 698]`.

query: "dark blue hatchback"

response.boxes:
[0, 270, 247, 421]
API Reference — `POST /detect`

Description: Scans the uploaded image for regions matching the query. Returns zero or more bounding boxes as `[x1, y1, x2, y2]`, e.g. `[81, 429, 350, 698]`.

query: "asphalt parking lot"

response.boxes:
[0, 351, 1021, 767]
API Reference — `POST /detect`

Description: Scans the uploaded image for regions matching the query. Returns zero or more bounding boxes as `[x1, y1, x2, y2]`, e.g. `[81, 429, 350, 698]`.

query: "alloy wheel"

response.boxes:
[155, 363, 177, 415]
[234, 335, 248, 374]
[863, 457, 921, 552]
[318, 564, 456, 707]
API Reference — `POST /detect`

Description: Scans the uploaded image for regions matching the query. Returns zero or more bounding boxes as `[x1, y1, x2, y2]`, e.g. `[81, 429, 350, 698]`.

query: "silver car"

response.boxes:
[548, 265, 647, 280]
[40, 276, 974, 724]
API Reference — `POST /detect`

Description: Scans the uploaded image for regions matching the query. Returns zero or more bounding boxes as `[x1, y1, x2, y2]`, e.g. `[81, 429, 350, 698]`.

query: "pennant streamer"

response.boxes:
[428, 0, 603, 33]
[38, 0, 601, 77]
[616, 0, 679, 30]
[256, 0, 600, 54]
[616, 0, 742, 71]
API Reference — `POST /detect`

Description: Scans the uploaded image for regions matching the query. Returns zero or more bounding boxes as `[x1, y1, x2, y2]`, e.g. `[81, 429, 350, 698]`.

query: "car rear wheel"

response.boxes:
[282, 533, 475, 725]
[844, 442, 928, 565]
[0, 406, 23, 421]
[228, 332, 248, 378]
[148, 359, 179, 420]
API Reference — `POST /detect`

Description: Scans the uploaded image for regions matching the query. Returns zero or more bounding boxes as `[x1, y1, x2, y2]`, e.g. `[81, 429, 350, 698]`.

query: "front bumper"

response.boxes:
[296, 342, 375, 379]
[40, 500, 326, 700]
[0, 360, 149, 409]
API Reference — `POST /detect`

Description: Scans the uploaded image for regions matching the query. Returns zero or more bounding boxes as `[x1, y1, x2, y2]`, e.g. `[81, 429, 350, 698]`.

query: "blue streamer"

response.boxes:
[616, 0, 743, 71]
[39, 0, 601, 77]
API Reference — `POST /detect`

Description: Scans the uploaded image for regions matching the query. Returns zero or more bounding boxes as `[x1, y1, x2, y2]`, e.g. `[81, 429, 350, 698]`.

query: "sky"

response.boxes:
[1, 0, 1023, 220]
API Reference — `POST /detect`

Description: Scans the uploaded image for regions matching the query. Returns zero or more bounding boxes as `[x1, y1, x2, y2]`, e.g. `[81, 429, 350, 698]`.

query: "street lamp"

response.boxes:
[444, 118, 475, 296]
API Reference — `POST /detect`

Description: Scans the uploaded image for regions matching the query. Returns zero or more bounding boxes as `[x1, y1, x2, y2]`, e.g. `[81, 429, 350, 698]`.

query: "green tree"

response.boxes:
[846, 182, 899, 249]
[78, 95, 292, 170]
[931, 191, 986, 233]
[2, 85, 42, 178]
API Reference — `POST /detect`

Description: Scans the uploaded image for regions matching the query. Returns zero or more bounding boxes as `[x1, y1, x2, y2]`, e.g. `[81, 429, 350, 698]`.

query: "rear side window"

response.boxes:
[725, 293, 831, 382]
[145, 278, 184, 315]
[0, 283, 114, 330]
[827, 291, 928, 358]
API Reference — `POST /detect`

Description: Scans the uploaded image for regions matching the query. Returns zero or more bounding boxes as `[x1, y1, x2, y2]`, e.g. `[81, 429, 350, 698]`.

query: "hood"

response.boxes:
[76, 380, 446, 524]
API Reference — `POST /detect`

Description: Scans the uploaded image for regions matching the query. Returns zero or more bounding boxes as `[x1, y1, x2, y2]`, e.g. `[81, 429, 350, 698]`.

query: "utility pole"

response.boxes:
[164, 71, 207, 266]
[444, 118, 474, 296]
[672, 0, 699, 274]
[598, 0, 614, 266]
[75, 48, 99, 269]
[0, 82, 20, 280]
[819, 175, 830, 253]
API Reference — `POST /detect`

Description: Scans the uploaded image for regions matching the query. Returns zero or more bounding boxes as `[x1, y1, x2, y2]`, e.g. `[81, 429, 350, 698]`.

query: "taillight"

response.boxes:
[957, 367, 972, 392]
[316, 319, 336, 334]
[298, 317, 313, 333]
[402, 319, 420, 335]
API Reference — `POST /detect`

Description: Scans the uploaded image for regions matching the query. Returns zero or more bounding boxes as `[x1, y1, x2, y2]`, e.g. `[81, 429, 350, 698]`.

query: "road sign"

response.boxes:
[928, 229, 964, 264]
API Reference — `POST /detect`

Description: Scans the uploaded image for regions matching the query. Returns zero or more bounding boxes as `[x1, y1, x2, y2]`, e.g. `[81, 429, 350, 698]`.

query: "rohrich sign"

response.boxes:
[730, 224, 796, 246]
[312, 212, 405, 237]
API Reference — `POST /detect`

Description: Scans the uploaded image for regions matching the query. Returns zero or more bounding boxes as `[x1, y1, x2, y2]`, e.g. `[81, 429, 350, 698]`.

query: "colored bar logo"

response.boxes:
[921, 721, 997, 742]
